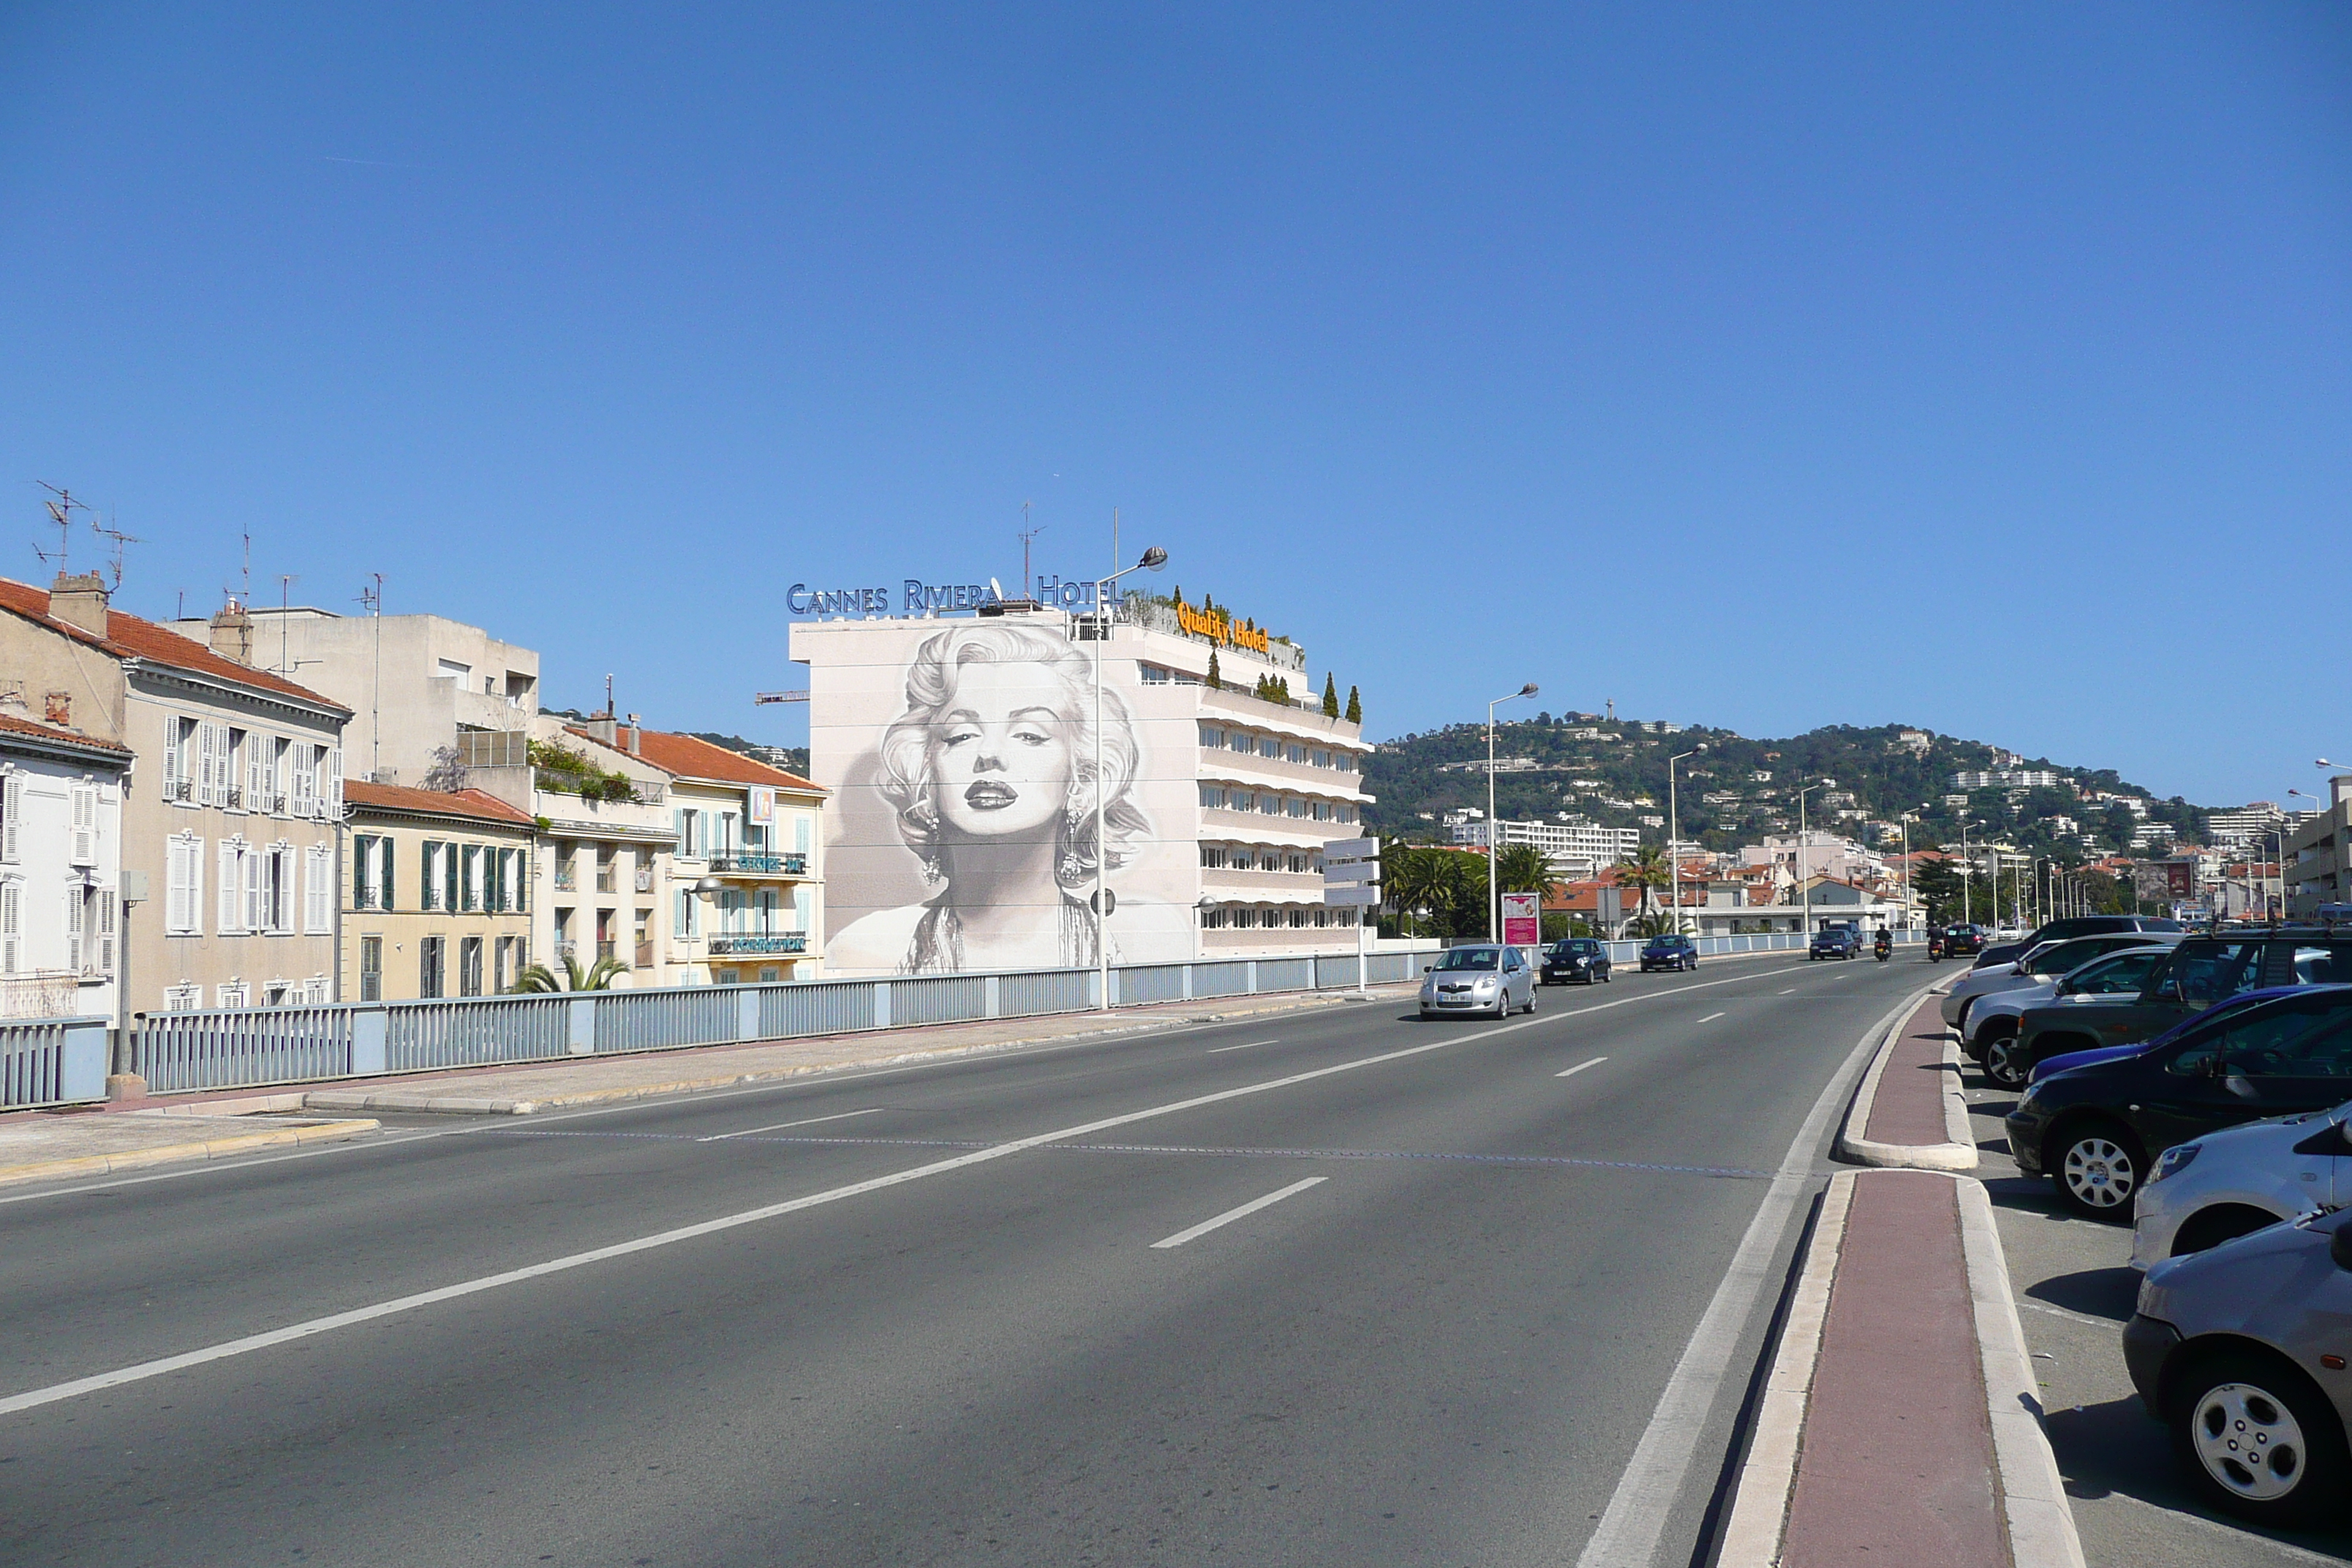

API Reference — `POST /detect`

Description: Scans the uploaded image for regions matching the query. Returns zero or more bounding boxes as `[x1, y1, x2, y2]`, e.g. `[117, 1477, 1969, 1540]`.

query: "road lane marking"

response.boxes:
[0, 962, 1852, 1415]
[1572, 981, 1935, 1568]
[1207, 1039, 1281, 1054]
[1149, 1177, 1327, 1248]
[1555, 1057, 1609, 1079]
[1779, 987, 1796, 995]
[696, 1108, 885, 1142]
[1695, 1012, 1725, 1023]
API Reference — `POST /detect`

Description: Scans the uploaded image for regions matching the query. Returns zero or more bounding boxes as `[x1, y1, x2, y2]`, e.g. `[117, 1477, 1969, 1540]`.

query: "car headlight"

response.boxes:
[2149, 1143, 2201, 1185]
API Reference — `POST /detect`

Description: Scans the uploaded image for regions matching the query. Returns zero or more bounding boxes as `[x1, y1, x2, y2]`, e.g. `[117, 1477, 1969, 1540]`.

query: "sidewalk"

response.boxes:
[0, 982, 1415, 1189]
[1725, 990, 2084, 1568]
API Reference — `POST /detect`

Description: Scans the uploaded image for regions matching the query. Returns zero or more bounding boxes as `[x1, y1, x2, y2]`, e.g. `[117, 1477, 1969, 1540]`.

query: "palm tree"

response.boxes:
[1611, 843, 1673, 925]
[511, 952, 630, 993]
[1382, 844, 1451, 938]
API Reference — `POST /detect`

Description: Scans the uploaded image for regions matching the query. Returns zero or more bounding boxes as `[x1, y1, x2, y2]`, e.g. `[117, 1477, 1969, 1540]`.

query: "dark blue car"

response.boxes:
[1640, 935, 1698, 973]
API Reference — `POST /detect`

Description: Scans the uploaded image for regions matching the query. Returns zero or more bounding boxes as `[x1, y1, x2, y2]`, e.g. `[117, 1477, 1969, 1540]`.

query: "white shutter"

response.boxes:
[167, 837, 193, 934]
[248, 735, 269, 809]
[66, 883, 84, 973]
[197, 722, 222, 807]
[1, 772, 19, 863]
[97, 888, 116, 973]
[245, 848, 264, 934]
[290, 745, 314, 818]
[69, 784, 96, 865]
[164, 723, 184, 796]
[327, 747, 343, 819]
[0, 882, 18, 973]
[219, 842, 243, 932]
[306, 845, 331, 933]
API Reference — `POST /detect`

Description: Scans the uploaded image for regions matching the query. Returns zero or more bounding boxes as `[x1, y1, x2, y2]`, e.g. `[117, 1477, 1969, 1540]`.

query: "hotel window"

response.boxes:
[675, 810, 701, 859]
[1199, 845, 1227, 869]
[596, 846, 617, 893]
[1232, 908, 1258, 929]
[1140, 664, 1169, 685]
[1286, 798, 1308, 818]
[1199, 905, 1229, 929]
[166, 833, 203, 934]
[461, 844, 483, 911]
[1288, 854, 1309, 872]
[1259, 737, 1281, 758]
[1335, 752, 1357, 773]
[164, 981, 201, 1011]
[1313, 750, 1330, 769]
[1313, 801, 1333, 821]
[217, 981, 249, 1009]
[1198, 784, 1226, 810]
[1197, 725, 1224, 748]
[459, 936, 484, 997]
[1286, 744, 1305, 764]
[1289, 909, 1309, 928]
[554, 845, 576, 892]
[1338, 804, 1357, 823]
[1229, 732, 1253, 754]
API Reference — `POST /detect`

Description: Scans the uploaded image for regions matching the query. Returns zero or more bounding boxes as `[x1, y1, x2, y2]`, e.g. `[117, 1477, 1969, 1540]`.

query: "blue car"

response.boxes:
[1640, 935, 1698, 973]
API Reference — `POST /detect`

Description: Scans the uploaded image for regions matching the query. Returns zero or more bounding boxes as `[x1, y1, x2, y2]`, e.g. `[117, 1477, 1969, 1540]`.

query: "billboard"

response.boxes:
[1501, 891, 1542, 950]
[801, 617, 1205, 976]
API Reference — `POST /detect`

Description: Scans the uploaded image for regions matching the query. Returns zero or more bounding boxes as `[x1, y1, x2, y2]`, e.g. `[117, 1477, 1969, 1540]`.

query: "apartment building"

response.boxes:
[0, 576, 350, 1012]
[1444, 811, 1640, 879]
[521, 720, 677, 979]
[0, 711, 131, 1021]
[608, 726, 829, 983]
[342, 781, 536, 999]
[2287, 775, 2352, 918]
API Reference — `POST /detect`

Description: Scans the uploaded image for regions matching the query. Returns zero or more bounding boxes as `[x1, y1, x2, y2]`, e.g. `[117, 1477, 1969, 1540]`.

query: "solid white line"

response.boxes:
[1696, 1012, 1725, 1024]
[1778, 988, 1796, 995]
[1555, 1057, 1609, 1079]
[1149, 1176, 1326, 1248]
[1207, 1039, 1281, 1054]
[697, 1107, 884, 1141]
[0, 961, 1833, 1417]
[1572, 981, 1933, 1568]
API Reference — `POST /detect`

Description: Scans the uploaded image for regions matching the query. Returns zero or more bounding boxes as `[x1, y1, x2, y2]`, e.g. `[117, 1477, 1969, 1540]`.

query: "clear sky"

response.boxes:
[3, 4, 2345, 807]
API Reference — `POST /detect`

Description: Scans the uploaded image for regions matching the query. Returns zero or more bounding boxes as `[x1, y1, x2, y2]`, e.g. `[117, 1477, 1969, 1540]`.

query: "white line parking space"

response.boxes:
[1207, 1039, 1281, 1055]
[1556, 1057, 1609, 1079]
[698, 1108, 886, 1142]
[1148, 1177, 1327, 1249]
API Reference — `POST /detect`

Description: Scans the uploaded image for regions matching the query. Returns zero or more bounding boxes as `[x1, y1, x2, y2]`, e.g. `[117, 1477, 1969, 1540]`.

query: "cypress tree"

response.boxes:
[1207, 650, 1221, 689]
[1345, 685, 1362, 724]
[1322, 673, 1340, 717]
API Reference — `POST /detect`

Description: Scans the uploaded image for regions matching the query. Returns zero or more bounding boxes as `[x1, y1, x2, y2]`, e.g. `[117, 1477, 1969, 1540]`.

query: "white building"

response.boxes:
[1445, 812, 1640, 881]
[1951, 769, 2062, 791]
[0, 712, 131, 1020]
[790, 594, 1372, 973]
[2206, 802, 2287, 848]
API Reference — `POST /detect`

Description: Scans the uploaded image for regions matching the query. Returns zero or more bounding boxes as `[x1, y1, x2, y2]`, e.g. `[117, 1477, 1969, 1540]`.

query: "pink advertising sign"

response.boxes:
[1501, 891, 1542, 949]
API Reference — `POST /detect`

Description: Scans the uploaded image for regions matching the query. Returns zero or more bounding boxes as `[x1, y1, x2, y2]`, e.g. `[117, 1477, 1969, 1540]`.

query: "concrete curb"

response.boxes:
[0, 1117, 382, 1190]
[1717, 1171, 1855, 1567]
[298, 988, 1401, 1117]
[1956, 1175, 2089, 1568]
[1833, 1004, 1979, 1172]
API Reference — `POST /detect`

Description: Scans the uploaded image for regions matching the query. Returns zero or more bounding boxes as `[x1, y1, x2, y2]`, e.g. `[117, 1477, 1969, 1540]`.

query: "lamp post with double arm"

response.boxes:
[1485, 683, 1539, 942]
[1088, 544, 1169, 1009]
[1668, 744, 1706, 938]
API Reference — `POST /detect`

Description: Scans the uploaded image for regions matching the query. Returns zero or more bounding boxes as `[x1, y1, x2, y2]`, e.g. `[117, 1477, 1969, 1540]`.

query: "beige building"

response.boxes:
[2287, 774, 2352, 919]
[526, 719, 678, 979]
[0, 574, 350, 1011]
[614, 726, 828, 983]
[342, 781, 536, 999]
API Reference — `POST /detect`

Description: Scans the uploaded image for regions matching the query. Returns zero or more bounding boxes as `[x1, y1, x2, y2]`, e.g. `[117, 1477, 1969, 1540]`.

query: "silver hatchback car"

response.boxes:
[1419, 945, 1537, 1019]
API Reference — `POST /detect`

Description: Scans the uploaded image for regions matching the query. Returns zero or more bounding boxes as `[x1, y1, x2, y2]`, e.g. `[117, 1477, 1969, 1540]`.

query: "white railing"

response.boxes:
[104, 946, 1444, 1099]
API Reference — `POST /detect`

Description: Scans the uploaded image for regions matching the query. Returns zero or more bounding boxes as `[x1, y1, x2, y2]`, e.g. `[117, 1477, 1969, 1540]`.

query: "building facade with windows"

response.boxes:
[1444, 811, 1641, 880]
[0, 712, 131, 1020]
[0, 575, 350, 1012]
[341, 782, 536, 1000]
[614, 727, 829, 984]
[791, 598, 1373, 972]
[512, 719, 678, 981]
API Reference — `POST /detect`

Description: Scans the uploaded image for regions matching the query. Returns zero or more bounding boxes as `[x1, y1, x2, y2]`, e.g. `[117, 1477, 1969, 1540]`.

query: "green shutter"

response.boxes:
[382, 836, 395, 911]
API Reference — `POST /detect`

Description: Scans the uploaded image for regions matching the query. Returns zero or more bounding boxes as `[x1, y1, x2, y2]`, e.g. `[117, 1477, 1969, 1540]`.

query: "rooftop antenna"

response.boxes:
[358, 573, 385, 777]
[1018, 503, 1044, 600]
[90, 510, 140, 589]
[222, 529, 252, 611]
[270, 573, 323, 678]
[605, 673, 614, 721]
[33, 482, 88, 573]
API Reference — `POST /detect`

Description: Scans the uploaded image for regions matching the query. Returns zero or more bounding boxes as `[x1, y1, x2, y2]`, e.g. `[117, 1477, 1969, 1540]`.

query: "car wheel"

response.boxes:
[2054, 1120, 2144, 1221]
[1524, 988, 1538, 1015]
[2171, 1203, 2289, 1259]
[1983, 1034, 2028, 1091]
[2171, 1350, 2351, 1526]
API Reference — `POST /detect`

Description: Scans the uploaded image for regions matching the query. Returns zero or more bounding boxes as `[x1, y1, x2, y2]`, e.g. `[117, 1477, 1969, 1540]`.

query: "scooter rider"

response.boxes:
[1873, 927, 1892, 962]
[1927, 927, 1945, 962]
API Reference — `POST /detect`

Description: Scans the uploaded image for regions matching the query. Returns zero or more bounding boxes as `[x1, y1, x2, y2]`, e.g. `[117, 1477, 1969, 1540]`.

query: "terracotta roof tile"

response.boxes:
[0, 711, 132, 755]
[569, 725, 823, 792]
[0, 578, 350, 714]
[343, 780, 536, 826]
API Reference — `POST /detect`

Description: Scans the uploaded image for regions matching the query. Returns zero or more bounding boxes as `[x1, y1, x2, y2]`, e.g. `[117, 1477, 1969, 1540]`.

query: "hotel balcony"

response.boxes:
[707, 932, 809, 956]
[707, 852, 810, 878]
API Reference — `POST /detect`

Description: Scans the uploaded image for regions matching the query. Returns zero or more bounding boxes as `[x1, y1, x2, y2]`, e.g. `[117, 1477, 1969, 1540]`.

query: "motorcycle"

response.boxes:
[1927, 932, 1945, 962]
[1874, 935, 1892, 963]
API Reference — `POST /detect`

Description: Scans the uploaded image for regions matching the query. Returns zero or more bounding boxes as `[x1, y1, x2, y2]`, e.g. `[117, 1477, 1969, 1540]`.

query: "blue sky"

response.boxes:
[3, 4, 2345, 807]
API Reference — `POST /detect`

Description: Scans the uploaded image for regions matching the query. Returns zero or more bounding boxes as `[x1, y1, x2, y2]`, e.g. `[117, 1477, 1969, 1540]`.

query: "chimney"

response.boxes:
[584, 715, 618, 746]
[47, 571, 109, 637]
[626, 714, 642, 756]
[209, 601, 254, 665]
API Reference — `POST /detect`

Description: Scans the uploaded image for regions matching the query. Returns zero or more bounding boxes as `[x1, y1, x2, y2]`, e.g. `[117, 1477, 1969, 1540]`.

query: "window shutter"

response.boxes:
[66, 882, 85, 973]
[70, 784, 96, 865]
[328, 747, 343, 819]
[446, 842, 459, 913]
[244, 845, 264, 935]
[1, 772, 20, 862]
[308, 845, 331, 932]
[195, 722, 215, 806]
[97, 888, 116, 973]
[164, 723, 183, 794]
[167, 837, 195, 935]
[290, 746, 314, 818]
[0, 882, 18, 973]
[380, 836, 395, 911]
[219, 842, 241, 932]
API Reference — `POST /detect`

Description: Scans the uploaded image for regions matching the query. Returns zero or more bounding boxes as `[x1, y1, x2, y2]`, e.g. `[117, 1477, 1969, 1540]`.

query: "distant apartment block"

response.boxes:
[1950, 769, 2062, 791]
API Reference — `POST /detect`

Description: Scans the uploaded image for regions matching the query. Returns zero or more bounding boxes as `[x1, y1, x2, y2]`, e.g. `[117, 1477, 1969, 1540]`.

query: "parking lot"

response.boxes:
[1964, 1060, 2352, 1567]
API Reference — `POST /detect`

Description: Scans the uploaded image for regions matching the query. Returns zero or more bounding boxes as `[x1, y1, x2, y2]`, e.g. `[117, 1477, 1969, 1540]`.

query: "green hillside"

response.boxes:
[1361, 715, 2205, 863]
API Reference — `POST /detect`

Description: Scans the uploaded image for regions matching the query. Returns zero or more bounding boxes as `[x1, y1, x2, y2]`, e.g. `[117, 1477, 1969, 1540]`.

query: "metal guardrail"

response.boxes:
[91, 945, 1443, 1101]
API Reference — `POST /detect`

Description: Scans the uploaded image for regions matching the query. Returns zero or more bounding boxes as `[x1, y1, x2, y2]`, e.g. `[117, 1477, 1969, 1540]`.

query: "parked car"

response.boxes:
[1944, 932, 2182, 1035]
[2003, 984, 2352, 1218]
[1969, 943, 2179, 1089]
[1419, 944, 1537, 1019]
[1940, 923, 1989, 957]
[1809, 927, 1860, 960]
[1540, 938, 1611, 986]
[1976, 912, 2185, 970]
[1640, 934, 1699, 973]
[2010, 930, 2352, 1085]
[2130, 1099, 2352, 1269]
[2124, 1205, 2352, 1526]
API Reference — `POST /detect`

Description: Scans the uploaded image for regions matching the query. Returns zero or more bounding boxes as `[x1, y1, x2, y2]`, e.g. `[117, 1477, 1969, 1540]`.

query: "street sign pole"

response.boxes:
[1322, 838, 1380, 999]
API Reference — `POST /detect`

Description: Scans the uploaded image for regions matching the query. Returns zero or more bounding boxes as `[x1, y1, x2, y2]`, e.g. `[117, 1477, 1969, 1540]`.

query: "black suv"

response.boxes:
[1541, 938, 1612, 985]
[1809, 927, 1860, 960]
[2005, 984, 2352, 1218]
[1976, 913, 2183, 970]
[1640, 935, 1698, 973]
[2012, 930, 2352, 1083]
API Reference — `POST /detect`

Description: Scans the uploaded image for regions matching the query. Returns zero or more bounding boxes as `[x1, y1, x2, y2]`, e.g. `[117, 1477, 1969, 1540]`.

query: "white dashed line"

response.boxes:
[1207, 1039, 1281, 1054]
[1150, 1177, 1327, 1249]
[1555, 1057, 1610, 1079]
[698, 1107, 886, 1142]
[1696, 1012, 1725, 1023]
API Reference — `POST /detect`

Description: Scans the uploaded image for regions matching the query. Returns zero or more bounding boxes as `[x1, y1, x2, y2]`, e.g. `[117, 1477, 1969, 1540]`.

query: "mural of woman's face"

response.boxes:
[928, 661, 1076, 841]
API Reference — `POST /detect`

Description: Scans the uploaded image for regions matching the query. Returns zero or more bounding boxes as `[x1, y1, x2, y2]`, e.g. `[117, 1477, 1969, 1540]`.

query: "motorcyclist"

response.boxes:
[1927, 927, 1945, 962]
[1873, 927, 1892, 961]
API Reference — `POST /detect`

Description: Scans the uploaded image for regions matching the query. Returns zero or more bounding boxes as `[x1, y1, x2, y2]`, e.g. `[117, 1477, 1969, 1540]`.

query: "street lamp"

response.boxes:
[1793, 781, 1825, 940]
[1485, 682, 1538, 943]
[1899, 805, 1926, 933]
[1958, 818, 1988, 928]
[1668, 744, 1707, 938]
[1090, 543, 1168, 1009]
[688, 873, 723, 982]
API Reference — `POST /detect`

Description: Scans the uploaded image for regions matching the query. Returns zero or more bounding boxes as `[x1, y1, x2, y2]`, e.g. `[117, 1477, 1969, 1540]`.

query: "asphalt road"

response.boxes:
[0, 954, 1931, 1568]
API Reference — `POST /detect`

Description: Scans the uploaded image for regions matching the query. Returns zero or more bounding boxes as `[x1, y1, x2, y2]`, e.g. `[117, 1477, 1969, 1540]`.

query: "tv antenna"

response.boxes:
[90, 511, 141, 589]
[33, 482, 89, 572]
[222, 529, 252, 609]
[1018, 505, 1044, 601]
[271, 573, 324, 677]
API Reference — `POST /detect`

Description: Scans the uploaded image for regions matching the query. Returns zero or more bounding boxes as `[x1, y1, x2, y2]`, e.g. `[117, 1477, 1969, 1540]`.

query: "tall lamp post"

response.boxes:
[1485, 682, 1539, 943]
[1090, 544, 1169, 1009]
[1899, 807, 1925, 932]
[1794, 781, 1824, 941]
[1668, 744, 1707, 937]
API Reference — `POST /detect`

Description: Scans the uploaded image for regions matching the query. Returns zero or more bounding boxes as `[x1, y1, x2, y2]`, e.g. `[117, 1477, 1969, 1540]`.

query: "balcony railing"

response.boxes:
[708, 852, 808, 877]
[554, 867, 577, 892]
[707, 932, 808, 956]
[634, 941, 655, 969]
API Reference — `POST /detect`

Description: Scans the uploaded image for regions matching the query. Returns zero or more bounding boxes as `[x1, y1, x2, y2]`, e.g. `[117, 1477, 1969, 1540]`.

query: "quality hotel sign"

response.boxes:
[1174, 601, 1271, 655]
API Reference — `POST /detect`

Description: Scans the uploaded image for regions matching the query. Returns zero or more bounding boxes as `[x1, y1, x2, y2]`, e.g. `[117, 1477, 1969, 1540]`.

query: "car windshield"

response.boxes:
[2063, 950, 2163, 995]
[1550, 941, 1597, 956]
[1435, 948, 1500, 972]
